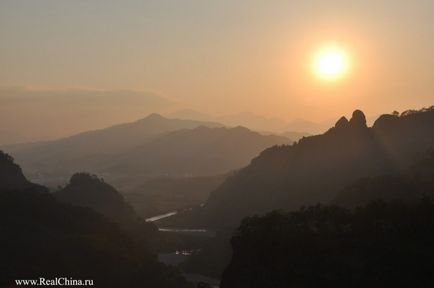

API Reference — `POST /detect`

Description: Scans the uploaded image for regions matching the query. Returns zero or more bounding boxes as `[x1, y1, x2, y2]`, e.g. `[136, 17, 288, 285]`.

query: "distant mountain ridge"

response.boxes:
[5, 113, 221, 167]
[168, 109, 289, 132]
[168, 109, 327, 134]
[198, 107, 434, 228]
[108, 125, 291, 178]
[3, 114, 223, 182]
[4, 115, 290, 192]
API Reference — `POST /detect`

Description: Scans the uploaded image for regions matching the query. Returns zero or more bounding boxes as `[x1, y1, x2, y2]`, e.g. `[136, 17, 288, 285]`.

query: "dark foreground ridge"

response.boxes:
[201, 107, 434, 228]
[0, 151, 192, 288]
[221, 200, 434, 288]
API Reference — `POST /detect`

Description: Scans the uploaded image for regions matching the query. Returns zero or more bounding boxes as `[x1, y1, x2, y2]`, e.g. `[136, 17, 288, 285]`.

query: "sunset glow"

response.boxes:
[313, 45, 350, 81]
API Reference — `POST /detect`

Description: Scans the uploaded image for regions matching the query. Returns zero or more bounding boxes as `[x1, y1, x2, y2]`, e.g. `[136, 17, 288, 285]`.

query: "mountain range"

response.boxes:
[169, 107, 434, 229]
[107, 125, 291, 178]
[3, 113, 221, 177]
[168, 109, 328, 135]
[3, 114, 290, 191]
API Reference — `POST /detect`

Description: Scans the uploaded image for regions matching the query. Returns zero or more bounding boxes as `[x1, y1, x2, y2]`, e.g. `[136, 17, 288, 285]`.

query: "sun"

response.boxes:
[313, 45, 350, 81]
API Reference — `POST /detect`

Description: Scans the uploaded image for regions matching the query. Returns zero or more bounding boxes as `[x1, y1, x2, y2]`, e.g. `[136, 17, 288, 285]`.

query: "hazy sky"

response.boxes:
[1, 1, 433, 133]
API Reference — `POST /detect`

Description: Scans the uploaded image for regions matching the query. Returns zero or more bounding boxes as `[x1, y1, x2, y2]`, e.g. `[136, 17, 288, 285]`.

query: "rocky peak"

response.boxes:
[335, 116, 349, 129]
[349, 110, 367, 129]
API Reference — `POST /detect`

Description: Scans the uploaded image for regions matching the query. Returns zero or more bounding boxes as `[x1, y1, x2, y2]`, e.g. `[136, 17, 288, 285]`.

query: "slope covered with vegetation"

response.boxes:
[0, 151, 192, 288]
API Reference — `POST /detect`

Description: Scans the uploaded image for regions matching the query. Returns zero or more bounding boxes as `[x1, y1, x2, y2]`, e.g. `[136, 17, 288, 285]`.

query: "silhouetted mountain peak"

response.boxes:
[349, 109, 367, 128]
[0, 151, 19, 171]
[0, 151, 31, 190]
[372, 114, 399, 130]
[58, 173, 121, 202]
[144, 113, 164, 120]
[135, 113, 166, 123]
[58, 173, 123, 204]
[69, 172, 104, 185]
[334, 116, 349, 129]
[56, 173, 139, 226]
[331, 110, 367, 132]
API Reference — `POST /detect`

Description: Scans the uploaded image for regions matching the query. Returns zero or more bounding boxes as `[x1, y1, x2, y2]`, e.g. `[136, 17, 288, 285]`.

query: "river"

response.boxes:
[147, 210, 220, 287]
[145, 210, 178, 222]
[158, 251, 220, 288]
